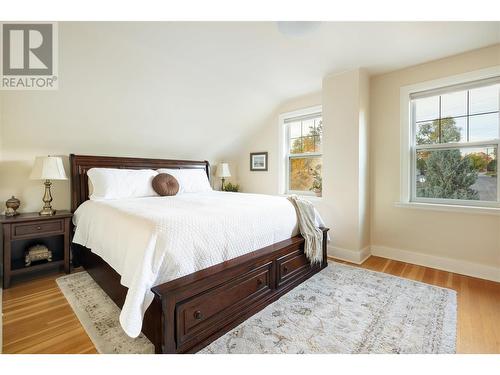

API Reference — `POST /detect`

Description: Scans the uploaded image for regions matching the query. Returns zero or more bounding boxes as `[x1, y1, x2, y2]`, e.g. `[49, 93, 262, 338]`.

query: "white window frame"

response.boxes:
[399, 66, 500, 211]
[278, 105, 322, 197]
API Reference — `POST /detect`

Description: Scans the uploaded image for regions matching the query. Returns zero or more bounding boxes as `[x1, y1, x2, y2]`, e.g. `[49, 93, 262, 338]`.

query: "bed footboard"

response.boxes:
[73, 228, 329, 353]
[152, 228, 329, 353]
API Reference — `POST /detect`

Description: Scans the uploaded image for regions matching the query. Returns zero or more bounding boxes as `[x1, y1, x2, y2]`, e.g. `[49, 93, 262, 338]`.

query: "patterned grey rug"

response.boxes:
[56, 262, 457, 354]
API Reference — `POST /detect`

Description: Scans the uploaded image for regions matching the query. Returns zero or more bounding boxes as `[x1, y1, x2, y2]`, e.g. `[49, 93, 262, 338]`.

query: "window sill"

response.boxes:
[299, 195, 322, 202]
[280, 194, 323, 202]
[394, 201, 500, 215]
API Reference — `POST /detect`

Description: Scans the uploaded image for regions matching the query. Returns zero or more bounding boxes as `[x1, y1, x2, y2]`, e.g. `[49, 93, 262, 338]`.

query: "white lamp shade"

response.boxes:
[30, 156, 68, 180]
[216, 163, 231, 178]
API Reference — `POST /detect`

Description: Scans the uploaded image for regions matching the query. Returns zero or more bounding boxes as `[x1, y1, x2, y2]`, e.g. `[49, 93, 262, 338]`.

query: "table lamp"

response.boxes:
[217, 163, 231, 191]
[30, 156, 68, 216]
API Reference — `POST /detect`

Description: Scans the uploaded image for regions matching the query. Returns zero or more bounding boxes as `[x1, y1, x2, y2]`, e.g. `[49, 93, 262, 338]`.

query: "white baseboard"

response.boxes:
[327, 245, 371, 265]
[371, 245, 500, 283]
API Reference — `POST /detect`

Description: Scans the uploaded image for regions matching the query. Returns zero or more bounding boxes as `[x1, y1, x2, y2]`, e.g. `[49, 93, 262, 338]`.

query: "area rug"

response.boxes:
[56, 262, 457, 354]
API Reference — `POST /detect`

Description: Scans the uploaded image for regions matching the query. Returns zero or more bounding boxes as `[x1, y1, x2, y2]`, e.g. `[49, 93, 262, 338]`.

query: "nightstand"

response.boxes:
[1, 211, 72, 288]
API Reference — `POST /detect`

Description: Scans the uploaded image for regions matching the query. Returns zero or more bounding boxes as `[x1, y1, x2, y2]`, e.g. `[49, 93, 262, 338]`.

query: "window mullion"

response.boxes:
[285, 123, 291, 194]
[289, 153, 322, 158]
[466, 90, 470, 142]
[438, 95, 442, 144]
[415, 140, 499, 151]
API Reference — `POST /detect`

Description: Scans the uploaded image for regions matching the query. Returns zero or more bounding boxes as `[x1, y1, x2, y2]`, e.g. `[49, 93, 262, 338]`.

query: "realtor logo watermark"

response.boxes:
[1, 22, 58, 90]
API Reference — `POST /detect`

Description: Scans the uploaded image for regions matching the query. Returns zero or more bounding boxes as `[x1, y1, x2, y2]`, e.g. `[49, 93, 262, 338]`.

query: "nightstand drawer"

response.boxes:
[13, 219, 64, 238]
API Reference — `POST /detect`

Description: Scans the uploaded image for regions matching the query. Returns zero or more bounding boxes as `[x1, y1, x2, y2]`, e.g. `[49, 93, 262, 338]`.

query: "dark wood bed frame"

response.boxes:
[69, 154, 329, 353]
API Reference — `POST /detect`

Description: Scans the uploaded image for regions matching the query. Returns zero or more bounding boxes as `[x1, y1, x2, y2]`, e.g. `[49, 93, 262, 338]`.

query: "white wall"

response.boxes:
[322, 69, 370, 261]
[232, 92, 322, 195]
[359, 70, 370, 252]
[0, 22, 283, 212]
[233, 69, 371, 262]
[370, 44, 500, 276]
[235, 45, 500, 280]
[1, 22, 498, 281]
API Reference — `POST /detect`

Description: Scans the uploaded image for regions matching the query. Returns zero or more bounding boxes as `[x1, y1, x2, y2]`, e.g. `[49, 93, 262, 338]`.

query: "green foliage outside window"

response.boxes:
[468, 152, 491, 172]
[309, 165, 322, 194]
[289, 120, 323, 195]
[417, 149, 480, 200]
[487, 159, 497, 172]
[416, 118, 461, 144]
[416, 117, 484, 200]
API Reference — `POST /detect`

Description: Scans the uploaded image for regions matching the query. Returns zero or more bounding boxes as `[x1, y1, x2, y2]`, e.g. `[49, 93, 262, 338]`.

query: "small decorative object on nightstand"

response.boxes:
[5, 196, 21, 216]
[30, 156, 68, 216]
[1, 211, 72, 288]
[223, 182, 240, 192]
[25, 244, 52, 267]
[217, 162, 231, 191]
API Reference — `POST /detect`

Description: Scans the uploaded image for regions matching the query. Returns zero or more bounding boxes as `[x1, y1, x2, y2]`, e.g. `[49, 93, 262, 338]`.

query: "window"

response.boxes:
[410, 78, 499, 207]
[282, 108, 323, 196]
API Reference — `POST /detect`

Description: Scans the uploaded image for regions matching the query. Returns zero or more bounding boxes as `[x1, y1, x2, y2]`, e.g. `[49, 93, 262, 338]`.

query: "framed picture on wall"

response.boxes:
[250, 152, 268, 171]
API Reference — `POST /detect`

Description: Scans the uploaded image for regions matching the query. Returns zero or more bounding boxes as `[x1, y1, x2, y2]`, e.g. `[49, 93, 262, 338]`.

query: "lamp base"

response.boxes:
[39, 207, 56, 216]
[39, 179, 55, 216]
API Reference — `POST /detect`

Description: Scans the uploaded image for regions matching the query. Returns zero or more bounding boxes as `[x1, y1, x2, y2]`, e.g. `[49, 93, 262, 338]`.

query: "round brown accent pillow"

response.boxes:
[152, 173, 179, 196]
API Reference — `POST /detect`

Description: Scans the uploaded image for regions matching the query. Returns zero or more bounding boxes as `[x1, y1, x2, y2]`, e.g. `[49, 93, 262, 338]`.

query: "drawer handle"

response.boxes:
[256, 278, 264, 286]
[283, 266, 289, 274]
[193, 310, 203, 320]
[37, 226, 42, 230]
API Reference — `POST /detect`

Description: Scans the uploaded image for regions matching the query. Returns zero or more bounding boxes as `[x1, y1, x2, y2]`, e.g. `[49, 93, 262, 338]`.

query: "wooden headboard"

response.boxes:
[69, 154, 210, 212]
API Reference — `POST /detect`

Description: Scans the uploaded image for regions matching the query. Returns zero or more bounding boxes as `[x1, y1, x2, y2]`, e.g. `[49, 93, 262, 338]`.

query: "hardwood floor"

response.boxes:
[2, 256, 499, 354]
[1, 272, 97, 354]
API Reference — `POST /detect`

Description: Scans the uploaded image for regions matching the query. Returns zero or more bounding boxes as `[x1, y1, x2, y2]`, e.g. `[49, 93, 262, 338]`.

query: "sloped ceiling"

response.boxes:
[1, 22, 499, 163]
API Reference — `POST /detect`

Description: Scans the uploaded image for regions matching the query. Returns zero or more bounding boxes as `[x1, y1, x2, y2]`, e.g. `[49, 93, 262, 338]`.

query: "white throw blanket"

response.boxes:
[72, 191, 325, 337]
[288, 195, 324, 265]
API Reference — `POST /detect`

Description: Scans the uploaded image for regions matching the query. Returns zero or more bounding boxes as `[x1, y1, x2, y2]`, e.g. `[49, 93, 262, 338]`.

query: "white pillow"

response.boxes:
[157, 168, 212, 193]
[87, 168, 158, 200]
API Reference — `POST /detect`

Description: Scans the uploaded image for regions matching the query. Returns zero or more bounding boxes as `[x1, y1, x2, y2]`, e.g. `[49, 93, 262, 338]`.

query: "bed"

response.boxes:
[69, 154, 329, 353]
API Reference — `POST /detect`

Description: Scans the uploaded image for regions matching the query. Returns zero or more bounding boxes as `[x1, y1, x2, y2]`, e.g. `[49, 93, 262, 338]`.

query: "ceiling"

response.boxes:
[104, 21, 500, 103]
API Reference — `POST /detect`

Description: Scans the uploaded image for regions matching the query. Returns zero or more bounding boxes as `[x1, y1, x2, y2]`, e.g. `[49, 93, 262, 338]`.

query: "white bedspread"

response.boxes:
[72, 191, 324, 337]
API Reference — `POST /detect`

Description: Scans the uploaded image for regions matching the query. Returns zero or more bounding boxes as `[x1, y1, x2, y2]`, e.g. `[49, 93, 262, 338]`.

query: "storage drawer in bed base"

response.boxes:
[74, 227, 329, 354]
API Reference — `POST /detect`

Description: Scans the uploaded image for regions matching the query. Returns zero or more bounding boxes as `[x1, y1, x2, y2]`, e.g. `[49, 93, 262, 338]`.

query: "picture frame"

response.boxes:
[250, 152, 268, 171]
